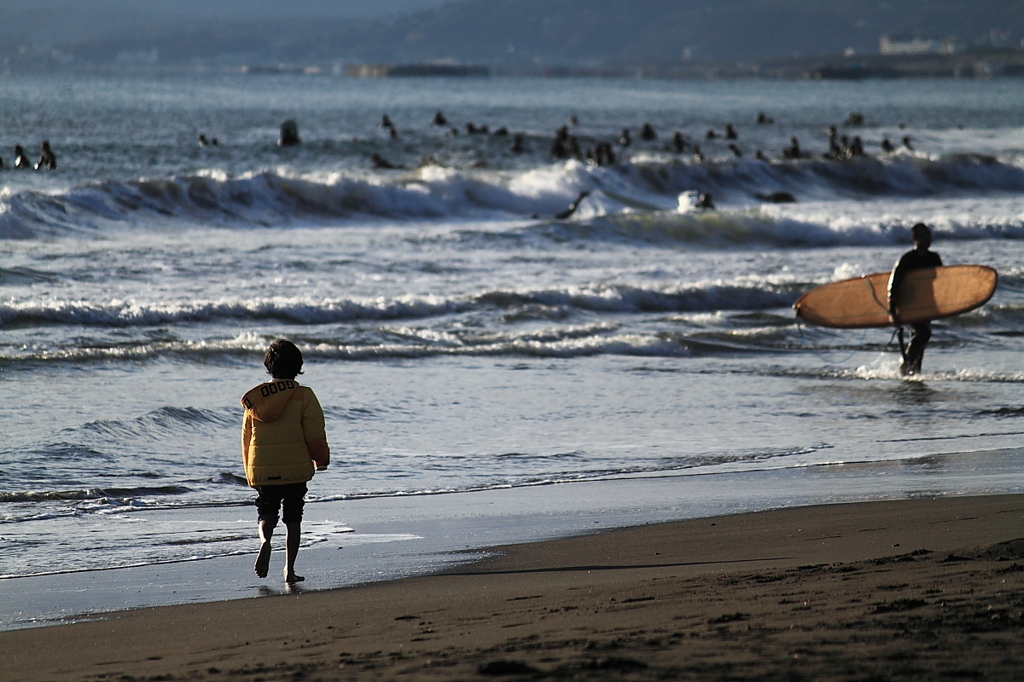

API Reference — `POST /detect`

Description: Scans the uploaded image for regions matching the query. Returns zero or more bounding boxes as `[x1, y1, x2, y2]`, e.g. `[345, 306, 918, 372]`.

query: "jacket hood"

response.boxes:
[241, 379, 300, 423]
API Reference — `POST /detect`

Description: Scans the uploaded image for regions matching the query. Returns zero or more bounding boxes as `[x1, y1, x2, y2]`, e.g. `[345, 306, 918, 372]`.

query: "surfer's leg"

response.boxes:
[904, 322, 931, 375]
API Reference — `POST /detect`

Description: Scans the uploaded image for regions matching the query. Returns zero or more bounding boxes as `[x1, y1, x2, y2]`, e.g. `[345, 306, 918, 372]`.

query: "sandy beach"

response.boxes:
[3, 493, 1023, 681]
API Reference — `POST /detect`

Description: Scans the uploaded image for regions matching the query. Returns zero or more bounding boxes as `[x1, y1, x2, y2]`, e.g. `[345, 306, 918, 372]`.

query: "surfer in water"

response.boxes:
[888, 223, 942, 376]
[13, 144, 31, 169]
[694, 192, 715, 210]
[555, 191, 590, 219]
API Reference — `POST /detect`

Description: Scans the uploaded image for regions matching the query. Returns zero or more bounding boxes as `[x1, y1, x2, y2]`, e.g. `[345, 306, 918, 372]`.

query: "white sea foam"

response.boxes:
[3, 153, 1024, 241]
[0, 278, 803, 328]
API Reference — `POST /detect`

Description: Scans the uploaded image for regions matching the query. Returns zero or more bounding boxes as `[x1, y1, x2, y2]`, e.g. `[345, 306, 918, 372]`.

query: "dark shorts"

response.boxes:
[254, 482, 307, 525]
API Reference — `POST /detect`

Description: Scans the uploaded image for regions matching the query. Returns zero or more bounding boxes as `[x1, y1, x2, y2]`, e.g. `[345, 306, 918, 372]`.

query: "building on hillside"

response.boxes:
[879, 35, 960, 56]
[345, 63, 490, 78]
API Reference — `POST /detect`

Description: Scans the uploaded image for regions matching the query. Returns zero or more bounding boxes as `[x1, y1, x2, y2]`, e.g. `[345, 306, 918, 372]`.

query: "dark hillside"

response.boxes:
[337, 0, 1024, 64]
[7, 0, 1024, 70]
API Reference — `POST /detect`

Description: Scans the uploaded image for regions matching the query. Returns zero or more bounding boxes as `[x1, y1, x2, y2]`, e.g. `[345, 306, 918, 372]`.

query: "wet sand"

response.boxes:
[3, 494, 1023, 681]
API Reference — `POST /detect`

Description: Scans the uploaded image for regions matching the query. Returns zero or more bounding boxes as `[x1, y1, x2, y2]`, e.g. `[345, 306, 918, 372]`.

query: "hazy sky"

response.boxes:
[57, 0, 452, 18]
[0, 0, 455, 43]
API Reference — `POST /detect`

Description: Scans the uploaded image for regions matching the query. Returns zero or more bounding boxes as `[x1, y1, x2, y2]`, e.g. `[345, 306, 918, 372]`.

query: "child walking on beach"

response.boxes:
[241, 339, 330, 583]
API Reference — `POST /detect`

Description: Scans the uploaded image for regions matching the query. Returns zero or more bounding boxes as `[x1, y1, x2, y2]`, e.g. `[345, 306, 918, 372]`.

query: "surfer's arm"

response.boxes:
[887, 287, 899, 323]
[887, 270, 901, 323]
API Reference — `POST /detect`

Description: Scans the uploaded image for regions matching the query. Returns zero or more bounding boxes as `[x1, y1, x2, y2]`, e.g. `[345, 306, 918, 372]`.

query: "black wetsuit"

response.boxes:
[888, 247, 942, 374]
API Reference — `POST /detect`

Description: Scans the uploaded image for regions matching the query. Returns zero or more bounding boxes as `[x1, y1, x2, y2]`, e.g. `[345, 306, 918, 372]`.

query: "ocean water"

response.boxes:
[2, 73, 1024, 581]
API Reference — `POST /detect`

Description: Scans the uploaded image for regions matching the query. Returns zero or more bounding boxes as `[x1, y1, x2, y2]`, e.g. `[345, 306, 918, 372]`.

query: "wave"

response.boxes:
[2, 153, 1024, 240]
[0, 332, 772, 364]
[0, 485, 193, 504]
[5, 269, 1016, 332]
[535, 211, 907, 249]
[0, 279, 804, 329]
[635, 151, 1024, 200]
[0, 318, 966, 365]
[3, 273, 1018, 364]
[76, 406, 239, 442]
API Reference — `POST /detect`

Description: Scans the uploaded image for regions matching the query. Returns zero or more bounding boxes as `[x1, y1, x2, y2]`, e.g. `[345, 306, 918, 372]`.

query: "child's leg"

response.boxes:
[284, 522, 303, 583]
[255, 518, 275, 578]
[253, 486, 283, 578]
[280, 483, 308, 583]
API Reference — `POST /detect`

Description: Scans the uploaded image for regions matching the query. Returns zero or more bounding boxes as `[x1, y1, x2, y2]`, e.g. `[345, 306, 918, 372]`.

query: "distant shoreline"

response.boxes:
[7, 48, 1024, 80]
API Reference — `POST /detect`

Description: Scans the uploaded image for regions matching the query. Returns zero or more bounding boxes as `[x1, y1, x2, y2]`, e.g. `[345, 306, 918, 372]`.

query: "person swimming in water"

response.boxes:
[371, 153, 404, 169]
[590, 141, 616, 166]
[694, 192, 715, 210]
[827, 126, 841, 158]
[565, 135, 582, 160]
[35, 141, 56, 170]
[380, 115, 398, 138]
[14, 145, 31, 169]
[278, 120, 300, 146]
[550, 126, 570, 159]
[667, 132, 687, 153]
[555, 191, 591, 220]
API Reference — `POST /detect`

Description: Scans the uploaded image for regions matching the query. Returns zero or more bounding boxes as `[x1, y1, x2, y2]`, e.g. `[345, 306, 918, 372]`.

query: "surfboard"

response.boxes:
[793, 264, 997, 329]
[600, 188, 670, 212]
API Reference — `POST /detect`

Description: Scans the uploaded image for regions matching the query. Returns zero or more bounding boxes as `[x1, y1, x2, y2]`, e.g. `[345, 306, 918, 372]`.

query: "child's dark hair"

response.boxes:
[264, 339, 304, 380]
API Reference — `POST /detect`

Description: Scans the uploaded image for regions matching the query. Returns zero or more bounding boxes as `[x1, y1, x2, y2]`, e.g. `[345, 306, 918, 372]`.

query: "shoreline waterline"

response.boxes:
[2, 493, 1022, 682]
[3, 449, 1022, 632]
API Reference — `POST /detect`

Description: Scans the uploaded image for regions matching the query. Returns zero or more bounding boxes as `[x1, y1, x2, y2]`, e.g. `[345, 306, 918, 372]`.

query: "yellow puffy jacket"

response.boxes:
[240, 379, 330, 488]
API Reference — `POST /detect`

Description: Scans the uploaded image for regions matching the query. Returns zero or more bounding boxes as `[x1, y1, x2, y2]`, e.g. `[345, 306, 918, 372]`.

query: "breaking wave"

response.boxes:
[2, 153, 1023, 241]
[0, 279, 804, 328]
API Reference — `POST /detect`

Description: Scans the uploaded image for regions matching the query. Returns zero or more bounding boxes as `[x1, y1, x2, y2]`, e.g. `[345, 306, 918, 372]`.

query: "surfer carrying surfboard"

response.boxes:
[888, 223, 942, 376]
[793, 232, 995, 371]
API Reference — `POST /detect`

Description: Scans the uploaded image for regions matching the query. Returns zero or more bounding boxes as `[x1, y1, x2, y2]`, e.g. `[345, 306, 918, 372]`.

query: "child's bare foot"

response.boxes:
[284, 569, 304, 584]
[254, 541, 272, 578]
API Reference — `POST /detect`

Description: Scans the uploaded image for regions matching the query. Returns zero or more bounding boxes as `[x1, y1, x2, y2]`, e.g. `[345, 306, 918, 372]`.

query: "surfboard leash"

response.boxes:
[869, 277, 907, 362]
[893, 326, 908, 362]
[795, 319, 869, 365]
